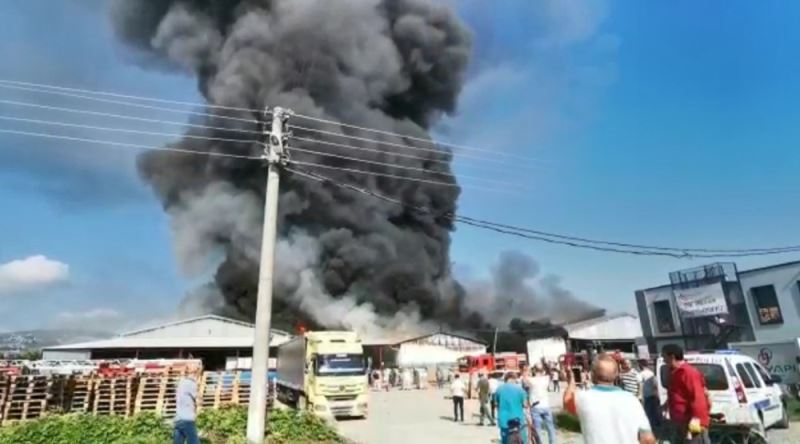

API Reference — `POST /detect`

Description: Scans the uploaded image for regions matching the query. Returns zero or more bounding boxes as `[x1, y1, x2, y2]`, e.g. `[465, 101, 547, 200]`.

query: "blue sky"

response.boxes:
[1, 0, 799, 332]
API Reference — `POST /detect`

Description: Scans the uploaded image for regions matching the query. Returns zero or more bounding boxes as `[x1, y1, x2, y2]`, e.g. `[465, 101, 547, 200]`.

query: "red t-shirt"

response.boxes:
[667, 362, 710, 427]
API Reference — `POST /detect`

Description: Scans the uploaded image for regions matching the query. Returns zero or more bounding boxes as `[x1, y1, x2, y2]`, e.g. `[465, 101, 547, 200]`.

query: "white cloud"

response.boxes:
[0, 255, 70, 294]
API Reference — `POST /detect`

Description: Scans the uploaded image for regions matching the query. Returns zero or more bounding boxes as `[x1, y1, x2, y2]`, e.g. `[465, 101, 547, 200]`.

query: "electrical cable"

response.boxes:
[0, 99, 263, 136]
[0, 128, 261, 160]
[286, 166, 800, 258]
[0, 115, 259, 145]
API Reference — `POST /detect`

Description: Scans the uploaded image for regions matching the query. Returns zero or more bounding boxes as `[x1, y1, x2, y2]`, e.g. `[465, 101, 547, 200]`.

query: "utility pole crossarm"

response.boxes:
[246, 106, 291, 444]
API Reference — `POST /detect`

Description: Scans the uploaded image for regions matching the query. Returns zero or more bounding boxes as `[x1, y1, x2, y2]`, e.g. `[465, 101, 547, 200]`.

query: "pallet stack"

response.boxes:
[197, 371, 255, 411]
[1, 375, 51, 425]
[92, 376, 133, 417]
[67, 375, 93, 413]
[0, 375, 8, 424]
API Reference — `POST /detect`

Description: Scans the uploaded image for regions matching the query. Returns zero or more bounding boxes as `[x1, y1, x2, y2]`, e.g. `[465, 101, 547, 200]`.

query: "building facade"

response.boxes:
[636, 260, 800, 353]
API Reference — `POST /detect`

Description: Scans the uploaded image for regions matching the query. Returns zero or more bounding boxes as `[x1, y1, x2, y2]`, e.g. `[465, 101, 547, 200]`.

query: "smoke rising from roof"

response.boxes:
[110, 0, 601, 335]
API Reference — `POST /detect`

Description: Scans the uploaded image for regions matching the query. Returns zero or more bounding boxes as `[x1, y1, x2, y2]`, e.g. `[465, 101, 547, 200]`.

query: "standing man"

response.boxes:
[551, 366, 561, 392]
[619, 359, 643, 400]
[564, 353, 655, 444]
[495, 372, 529, 444]
[529, 365, 558, 444]
[173, 373, 199, 444]
[639, 360, 660, 429]
[488, 372, 500, 423]
[477, 373, 494, 426]
[661, 345, 710, 444]
[450, 373, 466, 422]
[436, 366, 444, 389]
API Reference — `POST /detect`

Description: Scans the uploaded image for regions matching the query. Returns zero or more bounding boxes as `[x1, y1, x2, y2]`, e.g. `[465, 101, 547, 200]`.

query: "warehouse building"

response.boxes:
[525, 312, 645, 363]
[42, 315, 292, 370]
[363, 331, 487, 370]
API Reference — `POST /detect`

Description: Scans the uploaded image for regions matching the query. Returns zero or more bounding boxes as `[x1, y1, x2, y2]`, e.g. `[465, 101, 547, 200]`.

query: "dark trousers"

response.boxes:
[669, 421, 710, 444]
[452, 396, 464, 421]
[173, 420, 199, 444]
[643, 396, 660, 429]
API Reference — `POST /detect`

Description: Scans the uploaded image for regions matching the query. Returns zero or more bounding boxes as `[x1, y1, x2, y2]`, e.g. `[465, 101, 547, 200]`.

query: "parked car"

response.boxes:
[656, 350, 790, 432]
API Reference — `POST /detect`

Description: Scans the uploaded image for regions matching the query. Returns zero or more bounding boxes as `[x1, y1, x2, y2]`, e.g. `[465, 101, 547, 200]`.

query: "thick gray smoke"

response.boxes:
[110, 0, 600, 335]
[462, 251, 604, 328]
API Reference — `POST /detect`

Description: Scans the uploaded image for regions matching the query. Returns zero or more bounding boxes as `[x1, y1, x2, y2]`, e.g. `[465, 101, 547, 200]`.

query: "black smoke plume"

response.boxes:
[110, 0, 601, 335]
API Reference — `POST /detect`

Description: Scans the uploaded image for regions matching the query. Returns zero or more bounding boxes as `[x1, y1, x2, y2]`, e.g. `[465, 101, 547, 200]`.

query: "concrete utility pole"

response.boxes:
[247, 106, 290, 444]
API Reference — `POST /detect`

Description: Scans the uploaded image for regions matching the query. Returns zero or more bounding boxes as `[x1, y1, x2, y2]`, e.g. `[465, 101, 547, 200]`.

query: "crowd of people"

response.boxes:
[440, 344, 712, 444]
[370, 366, 433, 391]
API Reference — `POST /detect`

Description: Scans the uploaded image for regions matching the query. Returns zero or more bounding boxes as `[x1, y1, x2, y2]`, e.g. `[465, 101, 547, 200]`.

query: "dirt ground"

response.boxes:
[336, 387, 581, 444]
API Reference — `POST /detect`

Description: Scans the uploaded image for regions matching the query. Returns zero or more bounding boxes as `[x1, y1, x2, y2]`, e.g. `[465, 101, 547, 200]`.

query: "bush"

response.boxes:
[0, 407, 345, 444]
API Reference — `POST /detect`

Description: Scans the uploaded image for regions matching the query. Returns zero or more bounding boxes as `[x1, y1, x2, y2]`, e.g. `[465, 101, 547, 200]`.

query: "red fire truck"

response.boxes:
[457, 353, 527, 373]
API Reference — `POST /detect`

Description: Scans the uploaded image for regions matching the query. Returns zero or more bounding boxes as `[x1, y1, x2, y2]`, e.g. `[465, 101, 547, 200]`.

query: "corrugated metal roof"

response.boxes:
[120, 314, 290, 338]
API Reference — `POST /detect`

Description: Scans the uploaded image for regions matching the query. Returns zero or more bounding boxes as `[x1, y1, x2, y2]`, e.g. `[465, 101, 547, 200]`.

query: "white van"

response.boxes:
[656, 350, 789, 431]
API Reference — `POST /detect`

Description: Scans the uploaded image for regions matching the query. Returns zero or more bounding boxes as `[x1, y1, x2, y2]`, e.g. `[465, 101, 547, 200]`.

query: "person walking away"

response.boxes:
[173, 373, 199, 444]
[551, 367, 561, 392]
[450, 373, 466, 422]
[619, 359, 643, 400]
[564, 353, 655, 444]
[477, 373, 495, 426]
[529, 365, 558, 444]
[495, 372, 530, 444]
[489, 372, 500, 423]
[639, 360, 661, 430]
[661, 344, 710, 444]
[436, 367, 444, 389]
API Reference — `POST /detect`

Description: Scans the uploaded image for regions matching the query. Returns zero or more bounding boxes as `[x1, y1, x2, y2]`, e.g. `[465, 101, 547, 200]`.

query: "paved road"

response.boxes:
[336, 388, 581, 444]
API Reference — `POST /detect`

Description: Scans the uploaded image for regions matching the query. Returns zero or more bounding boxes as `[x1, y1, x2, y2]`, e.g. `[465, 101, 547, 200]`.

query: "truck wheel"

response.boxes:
[775, 403, 790, 429]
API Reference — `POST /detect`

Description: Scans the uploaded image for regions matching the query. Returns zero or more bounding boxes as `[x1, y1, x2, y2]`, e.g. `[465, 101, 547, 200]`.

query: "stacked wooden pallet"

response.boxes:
[197, 371, 254, 411]
[92, 376, 133, 417]
[1, 375, 51, 425]
[67, 375, 93, 413]
[0, 375, 8, 424]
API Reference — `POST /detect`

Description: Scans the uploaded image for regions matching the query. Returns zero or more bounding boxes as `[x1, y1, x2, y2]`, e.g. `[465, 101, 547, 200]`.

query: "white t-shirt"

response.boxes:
[488, 378, 499, 394]
[573, 385, 651, 444]
[450, 378, 466, 397]
[640, 368, 657, 398]
[528, 375, 551, 409]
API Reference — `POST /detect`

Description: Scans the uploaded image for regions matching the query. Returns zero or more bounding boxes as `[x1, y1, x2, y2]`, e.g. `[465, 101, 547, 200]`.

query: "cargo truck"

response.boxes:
[275, 331, 368, 418]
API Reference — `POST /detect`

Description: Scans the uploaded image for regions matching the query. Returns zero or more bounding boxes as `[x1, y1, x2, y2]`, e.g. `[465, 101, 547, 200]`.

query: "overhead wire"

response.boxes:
[0, 115, 260, 145]
[0, 82, 258, 125]
[288, 142, 520, 188]
[285, 166, 800, 258]
[0, 99, 263, 136]
[0, 128, 262, 160]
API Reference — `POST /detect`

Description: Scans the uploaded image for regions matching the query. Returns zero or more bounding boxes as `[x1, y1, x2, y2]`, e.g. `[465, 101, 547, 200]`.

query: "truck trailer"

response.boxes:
[275, 331, 368, 418]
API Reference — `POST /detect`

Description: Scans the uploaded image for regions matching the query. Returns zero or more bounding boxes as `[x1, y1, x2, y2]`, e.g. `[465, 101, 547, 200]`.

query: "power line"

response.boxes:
[0, 115, 259, 145]
[0, 78, 259, 114]
[292, 126, 543, 171]
[0, 82, 258, 125]
[0, 128, 262, 160]
[289, 142, 519, 187]
[286, 166, 800, 258]
[293, 111, 547, 162]
[290, 160, 465, 190]
[0, 99, 262, 136]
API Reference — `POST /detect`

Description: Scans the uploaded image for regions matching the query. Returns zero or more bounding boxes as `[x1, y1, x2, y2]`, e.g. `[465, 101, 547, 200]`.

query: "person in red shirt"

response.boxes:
[661, 344, 710, 444]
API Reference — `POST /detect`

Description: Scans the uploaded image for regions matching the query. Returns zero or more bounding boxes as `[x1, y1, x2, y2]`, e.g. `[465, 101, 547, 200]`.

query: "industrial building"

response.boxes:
[363, 331, 487, 370]
[525, 312, 645, 363]
[635, 260, 800, 352]
[42, 315, 292, 370]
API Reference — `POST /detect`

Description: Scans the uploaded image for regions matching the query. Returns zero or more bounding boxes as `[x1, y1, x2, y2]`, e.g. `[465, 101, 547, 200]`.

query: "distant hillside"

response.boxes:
[0, 329, 111, 352]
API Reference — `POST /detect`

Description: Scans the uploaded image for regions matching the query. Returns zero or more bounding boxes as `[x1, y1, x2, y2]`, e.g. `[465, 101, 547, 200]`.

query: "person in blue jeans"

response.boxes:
[174, 374, 199, 444]
[527, 365, 558, 444]
[494, 372, 529, 444]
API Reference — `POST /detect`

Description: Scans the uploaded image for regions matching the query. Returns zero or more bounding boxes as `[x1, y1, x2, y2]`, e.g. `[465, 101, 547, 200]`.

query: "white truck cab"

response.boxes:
[656, 350, 789, 431]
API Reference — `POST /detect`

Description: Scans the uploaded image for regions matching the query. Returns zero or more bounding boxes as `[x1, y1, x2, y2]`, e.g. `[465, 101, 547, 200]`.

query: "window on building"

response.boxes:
[653, 300, 676, 333]
[751, 285, 783, 325]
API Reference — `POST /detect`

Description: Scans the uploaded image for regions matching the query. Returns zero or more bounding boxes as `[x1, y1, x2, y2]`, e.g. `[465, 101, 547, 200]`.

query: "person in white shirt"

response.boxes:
[488, 373, 500, 422]
[450, 373, 466, 422]
[638, 360, 660, 429]
[529, 365, 557, 444]
[564, 353, 655, 444]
